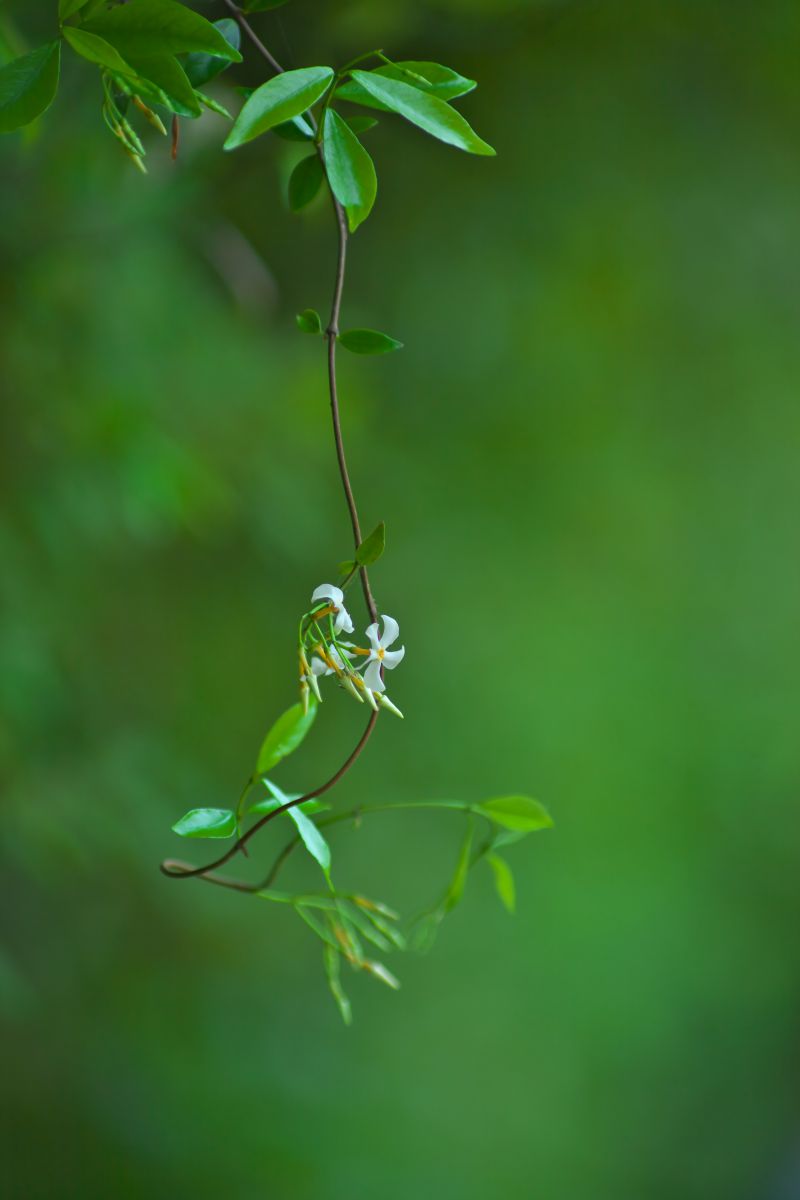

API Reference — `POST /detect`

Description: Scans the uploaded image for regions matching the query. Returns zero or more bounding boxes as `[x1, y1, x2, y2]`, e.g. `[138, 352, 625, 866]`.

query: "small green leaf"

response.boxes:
[62, 27, 134, 74]
[172, 808, 237, 839]
[338, 328, 403, 355]
[476, 795, 553, 833]
[83, 0, 242, 62]
[324, 944, 352, 1025]
[344, 115, 379, 135]
[248, 794, 329, 817]
[256, 696, 317, 775]
[225, 66, 334, 150]
[349, 70, 494, 156]
[323, 108, 377, 232]
[263, 780, 331, 875]
[486, 853, 516, 914]
[296, 308, 322, 334]
[337, 559, 356, 576]
[356, 521, 386, 566]
[337, 62, 476, 110]
[444, 821, 474, 913]
[0, 43, 61, 134]
[59, 0, 90, 20]
[183, 18, 241, 88]
[288, 153, 324, 212]
[271, 115, 314, 141]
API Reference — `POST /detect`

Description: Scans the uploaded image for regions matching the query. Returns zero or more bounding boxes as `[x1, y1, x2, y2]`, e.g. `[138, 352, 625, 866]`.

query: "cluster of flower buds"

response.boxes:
[298, 584, 405, 718]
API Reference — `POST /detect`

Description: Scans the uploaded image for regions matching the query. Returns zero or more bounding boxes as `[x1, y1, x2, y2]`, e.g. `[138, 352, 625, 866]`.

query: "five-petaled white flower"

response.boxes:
[363, 615, 405, 694]
[311, 583, 354, 636]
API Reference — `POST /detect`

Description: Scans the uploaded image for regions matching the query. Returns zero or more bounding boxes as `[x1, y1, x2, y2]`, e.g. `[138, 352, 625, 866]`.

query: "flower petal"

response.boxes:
[379, 615, 400, 649]
[364, 659, 386, 693]
[311, 583, 343, 605]
[365, 622, 381, 651]
[311, 656, 331, 676]
[334, 606, 354, 635]
[382, 646, 405, 670]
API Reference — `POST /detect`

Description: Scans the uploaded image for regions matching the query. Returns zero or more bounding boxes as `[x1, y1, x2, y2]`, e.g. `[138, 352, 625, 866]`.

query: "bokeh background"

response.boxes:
[2, 1, 800, 1196]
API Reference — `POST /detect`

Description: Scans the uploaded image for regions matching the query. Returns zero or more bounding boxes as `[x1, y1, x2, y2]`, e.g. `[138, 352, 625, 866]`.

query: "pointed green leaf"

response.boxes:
[476, 795, 553, 833]
[338, 328, 403, 355]
[247, 793, 329, 817]
[349, 70, 494, 156]
[225, 66, 334, 150]
[0, 43, 61, 134]
[486, 853, 516, 914]
[184, 19, 241, 88]
[337, 61, 476, 110]
[256, 696, 317, 775]
[323, 108, 377, 232]
[62, 27, 134, 74]
[263, 780, 331, 875]
[356, 521, 386, 566]
[337, 559, 356, 576]
[444, 821, 474, 912]
[288, 153, 324, 212]
[324, 944, 352, 1025]
[83, 0, 242, 61]
[296, 308, 322, 334]
[172, 807, 237, 839]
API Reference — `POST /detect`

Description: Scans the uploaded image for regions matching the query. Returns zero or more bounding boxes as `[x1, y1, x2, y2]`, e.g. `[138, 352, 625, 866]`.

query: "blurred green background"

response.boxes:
[2, 1, 800, 1197]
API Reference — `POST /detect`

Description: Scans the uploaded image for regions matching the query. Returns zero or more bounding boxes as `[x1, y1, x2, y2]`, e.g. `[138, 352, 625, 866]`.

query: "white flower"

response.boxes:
[311, 583, 354, 636]
[363, 615, 405, 694]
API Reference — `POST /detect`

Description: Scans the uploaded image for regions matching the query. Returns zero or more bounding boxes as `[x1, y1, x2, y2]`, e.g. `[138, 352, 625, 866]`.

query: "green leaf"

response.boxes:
[124, 52, 201, 117]
[356, 521, 386, 566]
[263, 780, 331, 875]
[349, 70, 494, 156]
[255, 696, 317, 775]
[476, 795, 553, 833]
[247, 794, 329, 817]
[271, 115, 314, 141]
[183, 18, 241, 88]
[0, 43, 61, 134]
[322, 108, 377, 232]
[172, 807, 237, 839]
[337, 62, 476, 110]
[323, 944, 352, 1025]
[338, 328, 403, 355]
[337, 559, 356, 576]
[59, 0, 90, 20]
[225, 66, 334, 151]
[444, 821, 474, 912]
[344, 115, 379, 135]
[486, 853, 516, 914]
[288, 153, 324, 212]
[83, 0, 242, 62]
[62, 27, 134, 75]
[296, 308, 322, 335]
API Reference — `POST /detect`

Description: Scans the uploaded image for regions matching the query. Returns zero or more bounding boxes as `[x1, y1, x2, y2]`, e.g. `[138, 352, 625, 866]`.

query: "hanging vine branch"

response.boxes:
[0, 0, 553, 1022]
